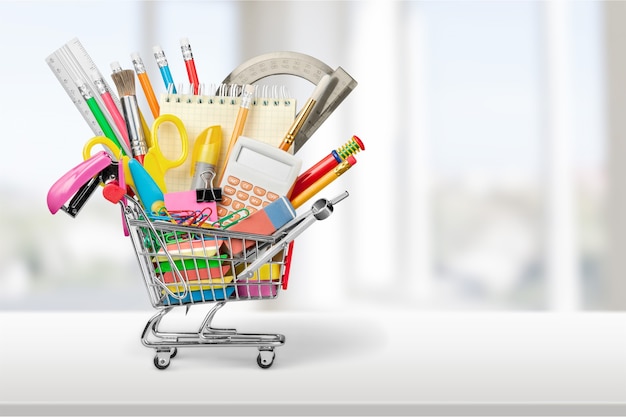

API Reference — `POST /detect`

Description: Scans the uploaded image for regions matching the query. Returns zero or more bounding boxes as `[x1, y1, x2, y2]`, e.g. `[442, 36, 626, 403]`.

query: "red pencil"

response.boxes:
[180, 37, 200, 95]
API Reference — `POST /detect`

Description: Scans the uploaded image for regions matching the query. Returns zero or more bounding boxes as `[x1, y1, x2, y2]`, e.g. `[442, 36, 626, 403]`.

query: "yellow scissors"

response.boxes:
[84, 114, 189, 193]
[141, 113, 189, 193]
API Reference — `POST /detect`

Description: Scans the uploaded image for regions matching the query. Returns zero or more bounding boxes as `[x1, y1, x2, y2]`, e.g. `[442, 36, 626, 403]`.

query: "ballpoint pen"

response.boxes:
[153, 45, 176, 94]
[290, 135, 364, 200]
[216, 84, 255, 185]
[131, 51, 160, 118]
[180, 37, 200, 95]
[290, 155, 357, 209]
[278, 74, 331, 152]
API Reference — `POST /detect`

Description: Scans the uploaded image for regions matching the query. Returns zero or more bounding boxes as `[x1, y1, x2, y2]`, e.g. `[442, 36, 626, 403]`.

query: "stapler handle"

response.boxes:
[47, 151, 112, 214]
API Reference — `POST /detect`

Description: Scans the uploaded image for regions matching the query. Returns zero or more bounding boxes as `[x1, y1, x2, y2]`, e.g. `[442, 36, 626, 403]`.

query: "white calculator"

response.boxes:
[217, 136, 302, 219]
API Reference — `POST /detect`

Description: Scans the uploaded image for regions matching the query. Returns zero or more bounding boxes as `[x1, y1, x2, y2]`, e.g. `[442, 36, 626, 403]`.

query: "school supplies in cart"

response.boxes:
[158, 87, 295, 193]
[46, 37, 365, 369]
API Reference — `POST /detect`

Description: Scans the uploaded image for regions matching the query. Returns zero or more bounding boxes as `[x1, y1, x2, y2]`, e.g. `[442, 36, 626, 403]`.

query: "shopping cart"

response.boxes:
[123, 191, 349, 369]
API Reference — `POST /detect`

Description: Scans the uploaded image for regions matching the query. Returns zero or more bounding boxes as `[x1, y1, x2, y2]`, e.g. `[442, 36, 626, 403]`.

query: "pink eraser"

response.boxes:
[227, 196, 296, 254]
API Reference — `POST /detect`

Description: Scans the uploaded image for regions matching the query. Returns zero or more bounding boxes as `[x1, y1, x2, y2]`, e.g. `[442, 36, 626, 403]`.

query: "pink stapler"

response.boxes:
[47, 151, 114, 216]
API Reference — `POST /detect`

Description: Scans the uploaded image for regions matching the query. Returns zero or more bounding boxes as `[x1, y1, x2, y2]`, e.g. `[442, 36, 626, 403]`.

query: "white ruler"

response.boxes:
[46, 37, 124, 140]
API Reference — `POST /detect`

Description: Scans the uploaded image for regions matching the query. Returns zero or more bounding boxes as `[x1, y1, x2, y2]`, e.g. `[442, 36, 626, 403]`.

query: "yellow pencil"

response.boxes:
[216, 84, 255, 185]
[131, 52, 160, 119]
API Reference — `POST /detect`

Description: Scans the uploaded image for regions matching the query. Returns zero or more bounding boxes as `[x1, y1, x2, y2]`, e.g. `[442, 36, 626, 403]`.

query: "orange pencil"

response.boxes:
[131, 52, 160, 119]
[216, 84, 255, 185]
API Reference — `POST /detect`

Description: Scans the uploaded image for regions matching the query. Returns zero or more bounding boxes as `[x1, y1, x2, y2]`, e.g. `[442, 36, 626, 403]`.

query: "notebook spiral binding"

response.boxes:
[164, 83, 292, 106]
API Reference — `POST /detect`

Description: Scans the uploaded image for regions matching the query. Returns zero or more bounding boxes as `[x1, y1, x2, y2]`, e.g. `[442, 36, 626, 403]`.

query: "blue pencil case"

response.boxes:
[162, 286, 235, 305]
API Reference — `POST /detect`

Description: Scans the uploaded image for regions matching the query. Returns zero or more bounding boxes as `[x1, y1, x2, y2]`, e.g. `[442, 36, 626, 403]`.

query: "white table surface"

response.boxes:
[0, 306, 624, 416]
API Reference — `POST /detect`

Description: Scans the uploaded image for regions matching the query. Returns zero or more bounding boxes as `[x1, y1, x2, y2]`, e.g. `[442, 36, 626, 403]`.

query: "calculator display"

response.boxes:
[236, 146, 292, 180]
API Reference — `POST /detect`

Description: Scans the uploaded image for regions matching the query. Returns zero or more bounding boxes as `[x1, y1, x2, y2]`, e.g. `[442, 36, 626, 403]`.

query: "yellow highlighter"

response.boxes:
[190, 125, 222, 189]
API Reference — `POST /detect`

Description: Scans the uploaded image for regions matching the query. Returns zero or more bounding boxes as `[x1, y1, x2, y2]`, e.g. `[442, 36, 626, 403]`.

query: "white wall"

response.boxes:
[0, 0, 615, 311]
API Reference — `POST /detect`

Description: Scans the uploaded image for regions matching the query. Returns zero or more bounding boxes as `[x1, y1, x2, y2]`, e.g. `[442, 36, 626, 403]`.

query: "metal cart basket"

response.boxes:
[123, 191, 348, 369]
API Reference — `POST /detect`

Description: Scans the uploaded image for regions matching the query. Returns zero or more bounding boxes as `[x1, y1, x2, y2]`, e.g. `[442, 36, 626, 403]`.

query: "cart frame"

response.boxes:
[122, 192, 348, 369]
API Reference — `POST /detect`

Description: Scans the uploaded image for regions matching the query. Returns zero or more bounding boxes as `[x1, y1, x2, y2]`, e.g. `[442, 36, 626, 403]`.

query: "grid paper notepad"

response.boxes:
[157, 93, 296, 193]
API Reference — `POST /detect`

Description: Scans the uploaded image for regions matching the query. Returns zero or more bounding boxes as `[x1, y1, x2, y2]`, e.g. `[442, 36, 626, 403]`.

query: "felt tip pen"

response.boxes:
[180, 38, 200, 95]
[290, 135, 364, 199]
[153, 45, 176, 94]
[190, 125, 222, 189]
[290, 155, 357, 209]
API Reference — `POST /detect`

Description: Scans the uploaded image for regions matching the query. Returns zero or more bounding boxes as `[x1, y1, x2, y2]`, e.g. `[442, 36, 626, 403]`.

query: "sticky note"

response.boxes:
[164, 190, 218, 223]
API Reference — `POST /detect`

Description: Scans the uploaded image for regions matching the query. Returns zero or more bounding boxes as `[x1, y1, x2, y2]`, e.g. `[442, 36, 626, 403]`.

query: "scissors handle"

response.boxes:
[84, 136, 136, 191]
[151, 114, 189, 167]
[144, 114, 189, 192]
[83, 136, 124, 161]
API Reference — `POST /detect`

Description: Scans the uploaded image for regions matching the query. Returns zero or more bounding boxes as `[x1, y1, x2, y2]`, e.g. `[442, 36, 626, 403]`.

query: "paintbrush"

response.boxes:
[111, 68, 148, 164]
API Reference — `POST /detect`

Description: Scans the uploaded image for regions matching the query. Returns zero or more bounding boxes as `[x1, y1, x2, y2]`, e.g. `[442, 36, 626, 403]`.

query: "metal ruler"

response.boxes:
[221, 51, 358, 154]
[46, 38, 124, 140]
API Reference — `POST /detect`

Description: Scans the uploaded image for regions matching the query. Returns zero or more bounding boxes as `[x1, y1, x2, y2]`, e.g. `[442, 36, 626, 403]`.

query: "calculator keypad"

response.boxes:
[217, 175, 279, 218]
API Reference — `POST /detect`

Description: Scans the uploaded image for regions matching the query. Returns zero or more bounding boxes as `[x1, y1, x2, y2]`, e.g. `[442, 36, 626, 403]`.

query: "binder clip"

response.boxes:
[196, 171, 222, 202]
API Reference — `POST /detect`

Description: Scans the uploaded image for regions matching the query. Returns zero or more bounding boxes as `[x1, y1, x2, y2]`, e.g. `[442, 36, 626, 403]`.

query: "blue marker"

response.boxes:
[153, 45, 176, 94]
[128, 159, 167, 215]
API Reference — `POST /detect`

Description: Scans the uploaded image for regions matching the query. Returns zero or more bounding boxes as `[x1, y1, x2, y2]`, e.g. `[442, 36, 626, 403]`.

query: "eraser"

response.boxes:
[226, 196, 296, 254]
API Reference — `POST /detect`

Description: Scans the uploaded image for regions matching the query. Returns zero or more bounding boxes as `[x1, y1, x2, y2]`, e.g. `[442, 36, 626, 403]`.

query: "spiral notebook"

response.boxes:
[157, 88, 296, 193]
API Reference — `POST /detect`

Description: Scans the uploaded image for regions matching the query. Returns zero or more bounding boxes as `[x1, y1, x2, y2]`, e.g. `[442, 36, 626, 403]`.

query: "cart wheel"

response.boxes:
[169, 347, 177, 359]
[257, 349, 275, 369]
[154, 351, 172, 370]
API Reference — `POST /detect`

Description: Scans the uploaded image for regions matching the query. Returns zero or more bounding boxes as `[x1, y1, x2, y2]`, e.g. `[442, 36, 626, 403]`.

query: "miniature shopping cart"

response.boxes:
[123, 191, 348, 369]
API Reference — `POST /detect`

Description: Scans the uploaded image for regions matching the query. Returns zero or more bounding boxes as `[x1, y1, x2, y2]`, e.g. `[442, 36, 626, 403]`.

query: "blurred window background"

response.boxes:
[0, 1, 621, 311]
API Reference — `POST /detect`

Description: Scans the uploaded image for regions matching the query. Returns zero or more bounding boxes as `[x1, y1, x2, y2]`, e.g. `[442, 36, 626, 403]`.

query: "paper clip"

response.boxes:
[178, 206, 214, 227]
[212, 208, 250, 229]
